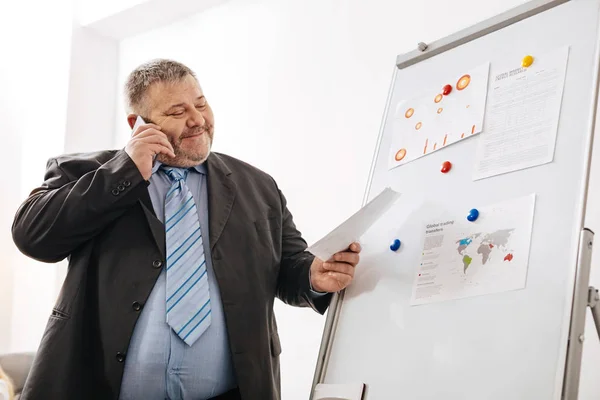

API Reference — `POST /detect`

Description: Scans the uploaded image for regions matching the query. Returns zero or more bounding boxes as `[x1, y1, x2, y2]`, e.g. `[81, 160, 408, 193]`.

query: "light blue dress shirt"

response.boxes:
[119, 159, 326, 400]
[119, 161, 237, 400]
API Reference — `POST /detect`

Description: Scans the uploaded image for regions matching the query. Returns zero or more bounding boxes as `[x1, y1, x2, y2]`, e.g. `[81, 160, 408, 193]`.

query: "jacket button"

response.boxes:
[111, 189, 120, 196]
[152, 260, 163, 269]
[116, 352, 126, 363]
[132, 302, 142, 311]
[117, 185, 125, 192]
[123, 180, 131, 187]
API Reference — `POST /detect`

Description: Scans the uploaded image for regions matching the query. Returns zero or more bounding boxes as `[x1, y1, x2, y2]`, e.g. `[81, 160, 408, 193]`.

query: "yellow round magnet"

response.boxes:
[522, 55, 534, 68]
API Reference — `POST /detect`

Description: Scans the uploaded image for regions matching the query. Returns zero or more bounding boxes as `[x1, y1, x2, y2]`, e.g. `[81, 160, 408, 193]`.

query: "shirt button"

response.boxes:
[117, 185, 125, 192]
[132, 302, 142, 311]
[116, 352, 126, 363]
[152, 260, 163, 269]
[111, 189, 120, 196]
[123, 180, 131, 187]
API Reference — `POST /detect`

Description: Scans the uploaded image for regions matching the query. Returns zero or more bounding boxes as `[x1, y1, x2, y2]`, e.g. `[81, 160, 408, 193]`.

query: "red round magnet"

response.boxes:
[442, 84, 452, 95]
[441, 161, 452, 173]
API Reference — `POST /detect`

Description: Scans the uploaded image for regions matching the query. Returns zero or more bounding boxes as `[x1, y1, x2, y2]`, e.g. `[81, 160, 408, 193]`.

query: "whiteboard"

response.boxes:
[316, 1, 600, 399]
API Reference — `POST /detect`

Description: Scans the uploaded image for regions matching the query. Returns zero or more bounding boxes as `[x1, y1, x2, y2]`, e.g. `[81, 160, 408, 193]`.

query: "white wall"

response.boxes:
[0, 0, 75, 353]
[115, 0, 538, 398]
[64, 26, 119, 154]
[0, 1, 120, 353]
[75, 0, 149, 26]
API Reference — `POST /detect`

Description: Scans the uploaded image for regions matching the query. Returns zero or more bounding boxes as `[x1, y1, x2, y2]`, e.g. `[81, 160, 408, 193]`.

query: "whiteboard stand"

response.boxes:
[310, 0, 600, 399]
[588, 287, 600, 339]
[562, 229, 597, 399]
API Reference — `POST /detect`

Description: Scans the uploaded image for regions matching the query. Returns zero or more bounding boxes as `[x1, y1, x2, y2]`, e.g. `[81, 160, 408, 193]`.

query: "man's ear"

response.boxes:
[127, 114, 137, 129]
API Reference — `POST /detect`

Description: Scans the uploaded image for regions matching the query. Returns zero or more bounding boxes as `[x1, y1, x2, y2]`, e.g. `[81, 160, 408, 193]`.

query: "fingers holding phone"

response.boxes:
[125, 116, 176, 180]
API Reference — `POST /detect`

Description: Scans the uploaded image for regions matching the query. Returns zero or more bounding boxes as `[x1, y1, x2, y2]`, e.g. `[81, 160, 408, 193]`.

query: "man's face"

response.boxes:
[145, 74, 215, 167]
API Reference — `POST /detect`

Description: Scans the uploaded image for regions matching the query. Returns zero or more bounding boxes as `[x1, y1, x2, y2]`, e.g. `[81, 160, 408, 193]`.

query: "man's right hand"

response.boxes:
[125, 123, 176, 180]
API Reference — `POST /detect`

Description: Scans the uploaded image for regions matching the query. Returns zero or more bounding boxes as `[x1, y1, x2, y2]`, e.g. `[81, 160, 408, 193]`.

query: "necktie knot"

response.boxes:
[161, 166, 188, 182]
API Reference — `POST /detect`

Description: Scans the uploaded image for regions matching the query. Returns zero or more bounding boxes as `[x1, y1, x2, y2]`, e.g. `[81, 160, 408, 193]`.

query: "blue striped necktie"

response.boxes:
[161, 166, 211, 346]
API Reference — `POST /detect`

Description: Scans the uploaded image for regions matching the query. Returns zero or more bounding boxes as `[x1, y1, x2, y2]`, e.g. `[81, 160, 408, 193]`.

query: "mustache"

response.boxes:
[180, 124, 213, 139]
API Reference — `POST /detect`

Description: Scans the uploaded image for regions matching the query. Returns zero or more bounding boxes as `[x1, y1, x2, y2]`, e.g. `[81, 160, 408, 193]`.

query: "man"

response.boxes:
[11, 59, 361, 400]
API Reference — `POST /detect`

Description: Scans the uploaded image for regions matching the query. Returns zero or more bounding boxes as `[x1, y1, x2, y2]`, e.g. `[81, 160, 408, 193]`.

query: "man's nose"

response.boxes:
[187, 108, 205, 127]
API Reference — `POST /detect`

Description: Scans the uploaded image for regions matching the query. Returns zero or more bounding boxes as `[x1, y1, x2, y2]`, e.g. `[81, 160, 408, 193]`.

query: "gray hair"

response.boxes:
[124, 59, 197, 115]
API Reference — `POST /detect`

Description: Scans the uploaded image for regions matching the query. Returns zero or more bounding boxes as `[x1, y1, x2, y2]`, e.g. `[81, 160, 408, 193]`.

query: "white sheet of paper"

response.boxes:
[388, 62, 490, 170]
[307, 187, 401, 261]
[473, 46, 569, 180]
[313, 383, 365, 400]
[410, 193, 536, 306]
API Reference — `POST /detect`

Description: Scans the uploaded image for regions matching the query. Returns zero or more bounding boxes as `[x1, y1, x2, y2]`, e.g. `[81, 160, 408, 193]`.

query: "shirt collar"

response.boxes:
[152, 160, 207, 175]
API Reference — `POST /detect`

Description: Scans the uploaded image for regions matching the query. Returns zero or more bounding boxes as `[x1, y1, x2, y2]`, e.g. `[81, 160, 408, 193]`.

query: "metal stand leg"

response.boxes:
[563, 230, 595, 400]
[589, 286, 600, 342]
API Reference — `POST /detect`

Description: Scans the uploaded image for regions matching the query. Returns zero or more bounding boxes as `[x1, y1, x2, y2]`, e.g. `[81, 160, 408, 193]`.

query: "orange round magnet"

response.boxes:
[442, 84, 452, 95]
[434, 94, 443, 103]
[457, 74, 471, 90]
[405, 108, 414, 118]
[415, 122, 422, 130]
[437, 108, 443, 114]
[395, 148, 407, 161]
[522, 55, 534, 68]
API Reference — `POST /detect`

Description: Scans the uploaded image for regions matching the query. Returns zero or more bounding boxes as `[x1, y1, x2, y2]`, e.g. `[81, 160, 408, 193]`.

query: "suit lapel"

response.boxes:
[206, 153, 236, 251]
[137, 153, 236, 257]
[138, 189, 166, 258]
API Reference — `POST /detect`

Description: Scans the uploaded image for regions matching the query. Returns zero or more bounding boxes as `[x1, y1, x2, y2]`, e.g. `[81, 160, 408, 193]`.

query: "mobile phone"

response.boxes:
[131, 115, 146, 136]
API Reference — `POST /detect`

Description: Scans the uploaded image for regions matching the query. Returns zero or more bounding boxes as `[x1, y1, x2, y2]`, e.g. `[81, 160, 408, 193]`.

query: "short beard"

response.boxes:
[157, 124, 214, 168]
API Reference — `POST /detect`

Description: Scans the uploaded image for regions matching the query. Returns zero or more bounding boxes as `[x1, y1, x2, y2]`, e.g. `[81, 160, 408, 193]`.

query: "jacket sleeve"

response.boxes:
[274, 184, 332, 314]
[12, 150, 149, 263]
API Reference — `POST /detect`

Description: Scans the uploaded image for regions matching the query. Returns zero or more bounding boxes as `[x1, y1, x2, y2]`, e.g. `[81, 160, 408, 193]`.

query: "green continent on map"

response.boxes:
[455, 228, 515, 274]
[462, 255, 473, 273]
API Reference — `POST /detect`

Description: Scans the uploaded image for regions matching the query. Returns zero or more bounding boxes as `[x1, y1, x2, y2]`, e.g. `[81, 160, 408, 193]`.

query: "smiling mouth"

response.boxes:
[181, 132, 203, 139]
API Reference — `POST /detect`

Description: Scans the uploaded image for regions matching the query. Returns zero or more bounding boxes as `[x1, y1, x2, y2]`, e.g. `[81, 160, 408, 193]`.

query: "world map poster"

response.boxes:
[410, 193, 535, 306]
[388, 62, 490, 170]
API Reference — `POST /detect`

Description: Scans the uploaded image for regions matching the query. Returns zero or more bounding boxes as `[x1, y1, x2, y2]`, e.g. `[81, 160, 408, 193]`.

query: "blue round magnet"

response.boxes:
[390, 239, 401, 251]
[467, 208, 479, 222]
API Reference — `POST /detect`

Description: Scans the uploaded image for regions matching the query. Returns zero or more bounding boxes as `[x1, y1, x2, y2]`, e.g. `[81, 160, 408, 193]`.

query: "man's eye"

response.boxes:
[171, 111, 184, 116]
[196, 104, 206, 109]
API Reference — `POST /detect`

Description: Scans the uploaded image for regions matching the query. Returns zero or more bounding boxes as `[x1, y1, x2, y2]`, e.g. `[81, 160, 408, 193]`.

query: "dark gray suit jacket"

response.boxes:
[11, 149, 332, 400]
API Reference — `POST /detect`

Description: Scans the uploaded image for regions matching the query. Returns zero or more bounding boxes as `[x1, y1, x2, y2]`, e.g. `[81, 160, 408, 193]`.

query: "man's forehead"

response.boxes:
[147, 76, 203, 108]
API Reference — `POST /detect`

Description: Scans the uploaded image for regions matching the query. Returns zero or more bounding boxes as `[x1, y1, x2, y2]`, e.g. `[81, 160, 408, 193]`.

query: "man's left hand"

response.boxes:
[310, 242, 361, 293]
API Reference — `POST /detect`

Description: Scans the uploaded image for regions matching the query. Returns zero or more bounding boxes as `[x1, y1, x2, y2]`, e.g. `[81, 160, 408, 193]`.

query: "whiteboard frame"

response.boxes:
[310, 0, 600, 398]
[395, 0, 569, 70]
[563, 229, 596, 399]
